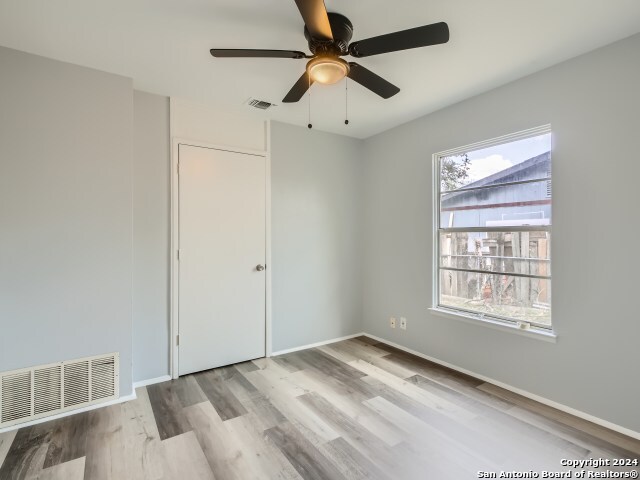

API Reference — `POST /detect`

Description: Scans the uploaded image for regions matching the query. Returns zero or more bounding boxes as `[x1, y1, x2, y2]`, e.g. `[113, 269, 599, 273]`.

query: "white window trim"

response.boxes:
[428, 307, 557, 342]
[431, 125, 555, 339]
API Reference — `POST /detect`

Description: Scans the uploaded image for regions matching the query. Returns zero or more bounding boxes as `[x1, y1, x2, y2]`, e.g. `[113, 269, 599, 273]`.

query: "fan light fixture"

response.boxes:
[210, 3, 450, 103]
[306, 56, 350, 85]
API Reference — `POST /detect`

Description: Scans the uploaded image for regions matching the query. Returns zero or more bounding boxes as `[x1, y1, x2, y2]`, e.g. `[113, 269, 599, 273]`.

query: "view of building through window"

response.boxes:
[436, 130, 552, 328]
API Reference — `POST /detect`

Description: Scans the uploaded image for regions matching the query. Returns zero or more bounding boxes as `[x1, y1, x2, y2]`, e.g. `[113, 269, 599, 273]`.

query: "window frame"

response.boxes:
[432, 125, 553, 333]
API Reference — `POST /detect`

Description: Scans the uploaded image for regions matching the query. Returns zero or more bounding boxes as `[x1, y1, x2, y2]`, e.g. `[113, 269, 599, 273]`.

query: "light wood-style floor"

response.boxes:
[1, 336, 638, 479]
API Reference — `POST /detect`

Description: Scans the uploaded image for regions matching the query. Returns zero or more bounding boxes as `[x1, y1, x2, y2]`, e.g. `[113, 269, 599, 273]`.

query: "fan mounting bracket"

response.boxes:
[305, 12, 353, 56]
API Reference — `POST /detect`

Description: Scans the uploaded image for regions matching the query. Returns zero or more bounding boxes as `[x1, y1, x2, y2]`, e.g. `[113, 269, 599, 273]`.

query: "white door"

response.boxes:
[178, 144, 266, 376]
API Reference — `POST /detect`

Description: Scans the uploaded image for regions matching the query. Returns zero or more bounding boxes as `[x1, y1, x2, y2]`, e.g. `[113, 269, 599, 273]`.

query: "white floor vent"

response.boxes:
[0, 353, 119, 428]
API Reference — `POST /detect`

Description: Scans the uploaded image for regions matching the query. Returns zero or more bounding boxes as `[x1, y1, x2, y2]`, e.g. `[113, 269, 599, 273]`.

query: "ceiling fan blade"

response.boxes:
[282, 71, 314, 103]
[349, 22, 449, 58]
[347, 63, 400, 99]
[210, 49, 307, 59]
[293, 0, 333, 41]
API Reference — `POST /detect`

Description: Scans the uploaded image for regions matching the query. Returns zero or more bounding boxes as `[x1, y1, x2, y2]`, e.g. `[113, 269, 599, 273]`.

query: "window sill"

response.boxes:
[428, 307, 557, 343]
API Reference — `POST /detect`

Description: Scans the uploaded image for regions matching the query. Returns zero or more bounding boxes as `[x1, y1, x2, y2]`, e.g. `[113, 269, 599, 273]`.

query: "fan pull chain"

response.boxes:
[307, 74, 312, 129]
[345, 77, 349, 125]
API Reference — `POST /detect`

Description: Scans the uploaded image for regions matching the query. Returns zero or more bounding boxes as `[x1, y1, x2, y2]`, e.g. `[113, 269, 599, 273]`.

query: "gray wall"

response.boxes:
[0, 47, 134, 395]
[271, 122, 364, 352]
[133, 91, 170, 382]
[361, 33, 640, 431]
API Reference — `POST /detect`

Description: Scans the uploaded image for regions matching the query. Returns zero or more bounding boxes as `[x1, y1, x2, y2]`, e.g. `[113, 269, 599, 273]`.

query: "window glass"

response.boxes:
[436, 129, 552, 328]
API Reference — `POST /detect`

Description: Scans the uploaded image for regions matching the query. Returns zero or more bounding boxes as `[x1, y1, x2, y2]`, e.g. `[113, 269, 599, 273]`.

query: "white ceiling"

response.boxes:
[1, 1, 639, 138]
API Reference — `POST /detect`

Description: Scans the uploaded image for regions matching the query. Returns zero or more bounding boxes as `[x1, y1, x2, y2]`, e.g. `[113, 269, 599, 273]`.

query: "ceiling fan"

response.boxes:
[210, 0, 449, 103]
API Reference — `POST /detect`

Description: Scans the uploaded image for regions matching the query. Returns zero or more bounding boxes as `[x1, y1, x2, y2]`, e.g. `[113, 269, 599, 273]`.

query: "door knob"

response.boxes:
[256, 264, 265, 271]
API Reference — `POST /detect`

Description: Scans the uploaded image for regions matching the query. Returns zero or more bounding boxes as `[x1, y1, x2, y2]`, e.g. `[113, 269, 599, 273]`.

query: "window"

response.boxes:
[433, 126, 552, 330]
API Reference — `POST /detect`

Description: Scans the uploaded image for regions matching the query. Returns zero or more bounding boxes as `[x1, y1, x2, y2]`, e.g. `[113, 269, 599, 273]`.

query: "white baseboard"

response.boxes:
[363, 333, 640, 441]
[270, 332, 365, 357]
[0, 390, 137, 434]
[133, 375, 172, 389]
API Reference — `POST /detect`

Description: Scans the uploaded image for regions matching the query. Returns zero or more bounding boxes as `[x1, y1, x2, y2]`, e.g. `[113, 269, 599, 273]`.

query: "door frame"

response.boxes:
[170, 134, 272, 379]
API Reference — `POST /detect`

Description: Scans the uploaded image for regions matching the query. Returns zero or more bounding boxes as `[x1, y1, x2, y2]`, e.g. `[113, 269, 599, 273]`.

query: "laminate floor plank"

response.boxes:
[185, 401, 297, 480]
[319, 437, 392, 480]
[194, 370, 248, 422]
[362, 374, 560, 468]
[225, 366, 260, 394]
[377, 352, 518, 417]
[147, 381, 193, 441]
[272, 353, 312, 373]
[118, 387, 167, 479]
[364, 395, 499, 475]
[223, 413, 302, 479]
[297, 392, 444, 480]
[320, 343, 417, 382]
[0, 424, 51, 480]
[243, 367, 340, 446]
[477, 382, 640, 455]
[214, 365, 242, 381]
[407, 373, 510, 416]
[288, 357, 377, 404]
[409, 368, 515, 412]
[316, 344, 360, 364]
[0, 430, 17, 470]
[241, 361, 308, 398]
[172, 375, 208, 408]
[161, 431, 215, 480]
[233, 360, 260, 374]
[349, 359, 477, 422]
[293, 349, 380, 400]
[381, 351, 484, 388]
[82, 403, 126, 480]
[359, 354, 417, 380]
[324, 339, 417, 378]
[224, 372, 286, 431]
[36, 457, 85, 480]
[408, 375, 588, 464]
[248, 357, 302, 378]
[470, 408, 591, 470]
[350, 336, 383, 347]
[265, 421, 345, 480]
[43, 411, 90, 469]
[84, 395, 166, 480]
[183, 401, 249, 480]
[338, 339, 392, 359]
[288, 369, 405, 446]
[298, 348, 369, 382]
[249, 357, 271, 370]
[3, 336, 637, 480]
[385, 373, 590, 470]
[504, 405, 640, 460]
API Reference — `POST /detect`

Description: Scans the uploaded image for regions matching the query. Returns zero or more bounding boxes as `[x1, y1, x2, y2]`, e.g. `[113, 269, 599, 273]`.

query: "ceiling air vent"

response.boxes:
[247, 98, 276, 110]
[0, 353, 119, 429]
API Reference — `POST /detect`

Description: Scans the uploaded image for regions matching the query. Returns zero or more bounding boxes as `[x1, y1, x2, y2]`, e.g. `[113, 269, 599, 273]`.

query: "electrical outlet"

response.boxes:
[400, 317, 407, 330]
[389, 317, 396, 329]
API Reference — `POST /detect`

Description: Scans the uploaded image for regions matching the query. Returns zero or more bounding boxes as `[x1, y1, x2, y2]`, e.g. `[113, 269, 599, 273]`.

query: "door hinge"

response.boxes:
[177, 162, 180, 175]
[177, 249, 181, 260]
[176, 335, 180, 346]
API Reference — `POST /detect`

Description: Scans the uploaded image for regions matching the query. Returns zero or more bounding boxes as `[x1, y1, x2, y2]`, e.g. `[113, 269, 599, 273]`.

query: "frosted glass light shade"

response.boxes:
[307, 57, 350, 85]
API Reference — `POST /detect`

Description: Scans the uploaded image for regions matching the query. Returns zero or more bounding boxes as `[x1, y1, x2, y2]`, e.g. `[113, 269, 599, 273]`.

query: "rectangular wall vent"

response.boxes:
[0, 353, 119, 429]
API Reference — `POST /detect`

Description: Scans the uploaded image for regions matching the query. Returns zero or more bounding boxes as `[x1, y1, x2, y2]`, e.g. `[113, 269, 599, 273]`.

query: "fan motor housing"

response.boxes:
[305, 13, 353, 56]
